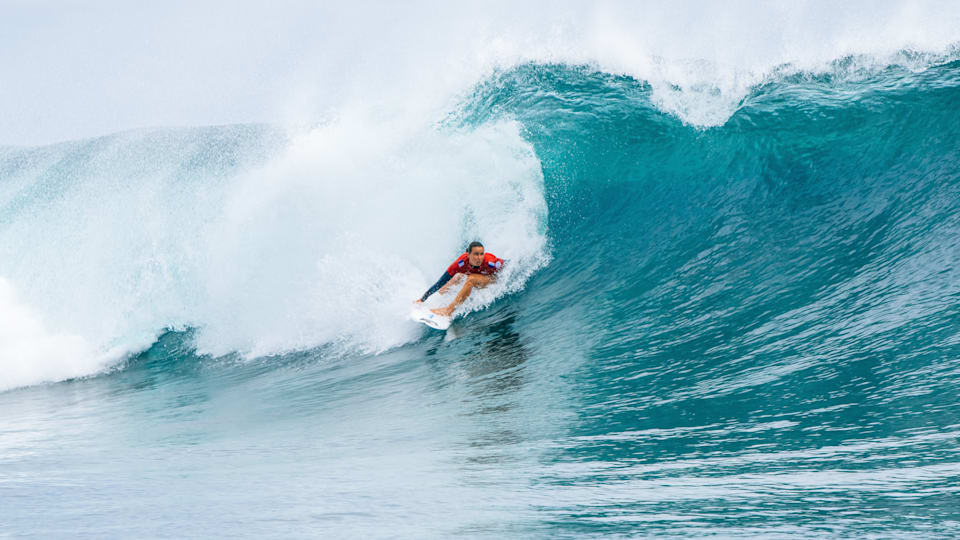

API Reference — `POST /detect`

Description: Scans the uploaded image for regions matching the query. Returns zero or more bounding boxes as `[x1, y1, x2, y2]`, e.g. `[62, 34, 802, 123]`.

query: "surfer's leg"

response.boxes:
[432, 274, 492, 316]
[468, 273, 493, 289]
[438, 273, 465, 294]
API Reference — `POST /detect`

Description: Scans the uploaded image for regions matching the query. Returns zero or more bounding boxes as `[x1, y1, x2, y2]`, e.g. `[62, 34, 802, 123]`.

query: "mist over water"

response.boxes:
[4, 1, 960, 144]
[2, 2, 960, 538]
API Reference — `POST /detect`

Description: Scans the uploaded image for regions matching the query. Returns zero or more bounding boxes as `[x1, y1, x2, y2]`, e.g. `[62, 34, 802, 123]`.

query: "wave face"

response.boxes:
[3, 55, 960, 540]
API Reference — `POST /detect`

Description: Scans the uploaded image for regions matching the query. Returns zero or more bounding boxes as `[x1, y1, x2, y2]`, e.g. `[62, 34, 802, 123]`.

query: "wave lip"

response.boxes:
[6, 3, 960, 144]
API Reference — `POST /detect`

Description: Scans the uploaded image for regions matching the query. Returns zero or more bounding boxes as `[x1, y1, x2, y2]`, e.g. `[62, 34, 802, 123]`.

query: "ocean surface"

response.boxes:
[3, 6, 960, 537]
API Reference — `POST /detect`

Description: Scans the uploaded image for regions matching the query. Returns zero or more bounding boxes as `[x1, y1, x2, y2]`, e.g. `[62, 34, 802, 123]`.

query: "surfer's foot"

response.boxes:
[431, 306, 454, 317]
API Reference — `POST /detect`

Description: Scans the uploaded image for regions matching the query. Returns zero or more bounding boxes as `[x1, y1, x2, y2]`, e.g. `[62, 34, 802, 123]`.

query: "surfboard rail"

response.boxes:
[410, 305, 452, 330]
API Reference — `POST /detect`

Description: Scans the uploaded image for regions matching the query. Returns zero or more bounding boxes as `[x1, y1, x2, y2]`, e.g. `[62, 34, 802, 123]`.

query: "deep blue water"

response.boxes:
[2, 60, 960, 537]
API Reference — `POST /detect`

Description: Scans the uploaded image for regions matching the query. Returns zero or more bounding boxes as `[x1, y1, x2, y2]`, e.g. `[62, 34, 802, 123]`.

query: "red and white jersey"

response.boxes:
[446, 252, 505, 276]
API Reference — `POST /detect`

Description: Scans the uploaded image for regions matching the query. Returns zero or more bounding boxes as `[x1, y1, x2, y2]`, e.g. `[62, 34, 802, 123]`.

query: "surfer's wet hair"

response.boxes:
[467, 241, 484, 253]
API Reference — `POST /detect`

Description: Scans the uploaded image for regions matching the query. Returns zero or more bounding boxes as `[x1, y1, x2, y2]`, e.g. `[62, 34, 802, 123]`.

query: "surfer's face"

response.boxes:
[468, 247, 484, 267]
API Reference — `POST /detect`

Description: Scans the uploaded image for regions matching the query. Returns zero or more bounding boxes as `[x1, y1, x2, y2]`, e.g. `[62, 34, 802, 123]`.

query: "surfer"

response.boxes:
[416, 241, 505, 317]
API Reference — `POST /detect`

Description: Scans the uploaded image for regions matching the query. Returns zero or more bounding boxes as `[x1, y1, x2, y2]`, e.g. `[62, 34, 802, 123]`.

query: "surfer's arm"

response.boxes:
[420, 272, 454, 302]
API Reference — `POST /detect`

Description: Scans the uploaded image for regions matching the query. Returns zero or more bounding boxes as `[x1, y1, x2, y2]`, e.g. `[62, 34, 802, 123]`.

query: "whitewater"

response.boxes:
[2, 1, 960, 537]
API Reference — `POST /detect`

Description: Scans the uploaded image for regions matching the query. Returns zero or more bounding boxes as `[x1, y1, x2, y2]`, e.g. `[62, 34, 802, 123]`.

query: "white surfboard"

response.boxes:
[410, 305, 452, 330]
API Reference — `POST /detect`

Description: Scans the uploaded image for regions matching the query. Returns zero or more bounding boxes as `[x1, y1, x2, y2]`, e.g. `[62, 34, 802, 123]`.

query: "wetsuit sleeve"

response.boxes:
[420, 272, 453, 302]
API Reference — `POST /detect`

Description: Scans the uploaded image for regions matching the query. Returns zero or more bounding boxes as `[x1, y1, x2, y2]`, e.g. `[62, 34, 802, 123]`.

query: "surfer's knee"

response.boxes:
[468, 274, 492, 287]
[458, 279, 476, 296]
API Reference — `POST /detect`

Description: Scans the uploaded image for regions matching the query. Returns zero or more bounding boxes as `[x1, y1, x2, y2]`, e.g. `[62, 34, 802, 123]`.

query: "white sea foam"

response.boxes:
[0, 115, 547, 389]
[192, 115, 548, 357]
[0, 277, 107, 392]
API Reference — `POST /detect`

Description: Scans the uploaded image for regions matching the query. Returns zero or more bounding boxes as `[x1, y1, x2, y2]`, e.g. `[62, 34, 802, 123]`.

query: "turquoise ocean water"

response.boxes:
[2, 54, 960, 537]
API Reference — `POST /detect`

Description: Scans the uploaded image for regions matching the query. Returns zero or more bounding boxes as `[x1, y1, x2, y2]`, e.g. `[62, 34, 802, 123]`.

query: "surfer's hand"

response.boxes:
[414, 299, 423, 304]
